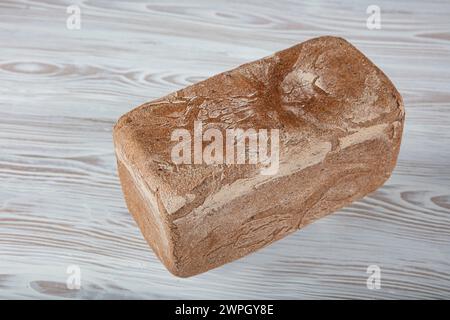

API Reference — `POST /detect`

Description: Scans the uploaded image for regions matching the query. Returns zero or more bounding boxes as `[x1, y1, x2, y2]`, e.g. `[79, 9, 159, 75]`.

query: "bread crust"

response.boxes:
[113, 36, 405, 277]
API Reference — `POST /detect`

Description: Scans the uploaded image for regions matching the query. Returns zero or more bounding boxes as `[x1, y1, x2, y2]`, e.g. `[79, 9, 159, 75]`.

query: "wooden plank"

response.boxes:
[0, 0, 449, 299]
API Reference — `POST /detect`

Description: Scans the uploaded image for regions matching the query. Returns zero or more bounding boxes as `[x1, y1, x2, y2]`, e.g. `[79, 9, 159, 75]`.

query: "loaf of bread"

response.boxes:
[113, 36, 405, 277]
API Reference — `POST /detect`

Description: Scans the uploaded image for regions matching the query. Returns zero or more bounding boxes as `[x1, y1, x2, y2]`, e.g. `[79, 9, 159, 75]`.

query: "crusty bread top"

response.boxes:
[113, 36, 404, 216]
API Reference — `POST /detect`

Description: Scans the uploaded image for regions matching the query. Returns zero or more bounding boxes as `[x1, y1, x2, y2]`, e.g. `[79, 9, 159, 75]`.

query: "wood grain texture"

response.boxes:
[0, 0, 449, 299]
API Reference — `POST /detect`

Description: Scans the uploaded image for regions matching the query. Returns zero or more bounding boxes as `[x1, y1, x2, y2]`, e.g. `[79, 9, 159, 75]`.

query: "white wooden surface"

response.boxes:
[1, 0, 449, 299]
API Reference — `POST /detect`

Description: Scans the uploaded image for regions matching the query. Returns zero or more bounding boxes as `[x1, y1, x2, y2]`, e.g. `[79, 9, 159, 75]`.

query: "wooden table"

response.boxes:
[1, 0, 449, 299]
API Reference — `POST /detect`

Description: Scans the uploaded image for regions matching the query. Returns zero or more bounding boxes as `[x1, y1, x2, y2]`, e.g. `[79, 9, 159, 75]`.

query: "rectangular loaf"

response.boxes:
[113, 36, 405, 277]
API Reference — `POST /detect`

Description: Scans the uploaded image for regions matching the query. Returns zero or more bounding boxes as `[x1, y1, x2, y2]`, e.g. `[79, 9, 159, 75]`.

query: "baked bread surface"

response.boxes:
[113, 36, 405, 277]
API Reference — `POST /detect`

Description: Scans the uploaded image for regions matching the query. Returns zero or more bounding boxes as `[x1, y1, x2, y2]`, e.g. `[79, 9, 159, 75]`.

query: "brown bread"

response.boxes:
[113, 36, 405, 277]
